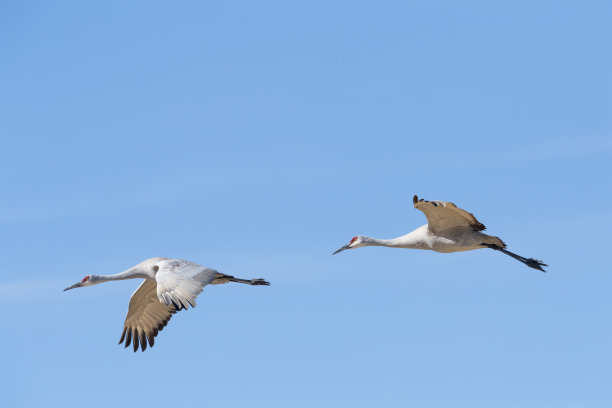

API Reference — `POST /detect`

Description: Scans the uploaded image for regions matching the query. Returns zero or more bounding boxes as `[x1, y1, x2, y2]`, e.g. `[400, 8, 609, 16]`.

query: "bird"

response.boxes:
[63, 257, 270, 352]
[333, 195, 547, 272]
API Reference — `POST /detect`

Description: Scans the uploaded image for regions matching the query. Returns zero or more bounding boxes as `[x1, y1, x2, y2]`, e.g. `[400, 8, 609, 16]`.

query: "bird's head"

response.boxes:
[63, 275, 100, 291]
[333, 236, 366, 254]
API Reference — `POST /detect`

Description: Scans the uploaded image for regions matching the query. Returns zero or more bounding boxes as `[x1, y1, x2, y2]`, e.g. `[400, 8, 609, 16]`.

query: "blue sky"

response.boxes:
[1, 1, 611, 407]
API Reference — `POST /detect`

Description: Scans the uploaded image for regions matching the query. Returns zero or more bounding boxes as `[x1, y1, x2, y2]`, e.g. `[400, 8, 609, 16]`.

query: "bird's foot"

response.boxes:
[525, 258, 547, 272]
[250, 278, 270, 286]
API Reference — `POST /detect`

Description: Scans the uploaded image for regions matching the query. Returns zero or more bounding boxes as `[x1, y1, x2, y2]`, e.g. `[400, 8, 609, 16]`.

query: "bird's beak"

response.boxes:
[333, 244, 350, 255]
[63, 282, 83, 291]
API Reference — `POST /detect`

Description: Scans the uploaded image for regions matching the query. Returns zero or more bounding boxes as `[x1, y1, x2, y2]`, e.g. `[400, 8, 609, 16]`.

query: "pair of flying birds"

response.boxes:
[64, 195, 546, 352]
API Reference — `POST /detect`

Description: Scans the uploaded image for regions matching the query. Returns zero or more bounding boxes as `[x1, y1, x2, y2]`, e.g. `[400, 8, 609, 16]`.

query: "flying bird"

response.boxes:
[64, 257, 270, 351]
[333, 195, 547, 272]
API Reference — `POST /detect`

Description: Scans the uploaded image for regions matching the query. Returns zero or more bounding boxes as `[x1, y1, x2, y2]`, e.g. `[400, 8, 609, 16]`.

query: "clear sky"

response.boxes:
[1, 1, 611, 407]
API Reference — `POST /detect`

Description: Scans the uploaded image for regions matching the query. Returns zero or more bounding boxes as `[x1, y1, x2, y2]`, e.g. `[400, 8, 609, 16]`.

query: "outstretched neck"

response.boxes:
[93, 267, 150, 284]
[362, 232, 427, 250]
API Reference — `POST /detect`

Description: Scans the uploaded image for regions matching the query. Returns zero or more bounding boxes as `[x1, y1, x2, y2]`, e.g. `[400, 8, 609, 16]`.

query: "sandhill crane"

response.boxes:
[333, 195, 547, 272]
[63, 257, 270, 351]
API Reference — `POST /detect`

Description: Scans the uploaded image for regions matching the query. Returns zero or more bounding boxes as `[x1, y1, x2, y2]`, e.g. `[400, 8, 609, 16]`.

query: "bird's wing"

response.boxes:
[413, 195, 486, 234]
[154, 259, 219, 310]
[119, 279, 176, 352]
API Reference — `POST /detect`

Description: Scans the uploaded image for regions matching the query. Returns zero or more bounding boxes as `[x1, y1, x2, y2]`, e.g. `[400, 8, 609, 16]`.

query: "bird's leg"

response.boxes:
[483, 244, 547, 272]
[212, 274, 270, 286]
[229, 276, 270, 286]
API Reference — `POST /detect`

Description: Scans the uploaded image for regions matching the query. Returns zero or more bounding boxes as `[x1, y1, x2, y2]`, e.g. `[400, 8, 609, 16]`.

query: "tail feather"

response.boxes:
[484, 235, 506, 249]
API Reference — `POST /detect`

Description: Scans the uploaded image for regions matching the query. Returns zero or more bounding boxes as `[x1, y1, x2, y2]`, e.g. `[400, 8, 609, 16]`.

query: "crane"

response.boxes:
[333, 195, 547, 272]
[63, 257, 270, 351]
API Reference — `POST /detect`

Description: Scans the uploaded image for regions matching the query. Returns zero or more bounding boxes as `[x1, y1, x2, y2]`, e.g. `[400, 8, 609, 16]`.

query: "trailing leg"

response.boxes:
[212, 274, 270, 286]
[483, 244, 547, 272]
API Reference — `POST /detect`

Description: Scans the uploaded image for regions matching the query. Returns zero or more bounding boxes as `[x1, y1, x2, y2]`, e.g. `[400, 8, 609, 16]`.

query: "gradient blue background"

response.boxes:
[1, 1, 611, 407]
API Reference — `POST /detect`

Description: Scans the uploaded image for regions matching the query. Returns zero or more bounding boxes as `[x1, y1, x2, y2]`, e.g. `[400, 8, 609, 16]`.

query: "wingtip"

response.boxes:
[413, 195, 418, 205]
[118, 327, 126, 345]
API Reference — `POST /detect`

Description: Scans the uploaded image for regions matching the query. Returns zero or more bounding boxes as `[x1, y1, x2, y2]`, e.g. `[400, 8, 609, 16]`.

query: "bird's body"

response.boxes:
[358, 225, 500, 253]
[334, 195, 546, 271]
[64, 257, 269, 352]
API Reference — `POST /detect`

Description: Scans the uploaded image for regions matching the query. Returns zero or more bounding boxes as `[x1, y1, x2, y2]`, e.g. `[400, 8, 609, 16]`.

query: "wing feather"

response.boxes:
[118, 260, 220, 352]
[154, 260, 219, 310]
[413, 195, 486, 234]
[119, 279, 176, 352]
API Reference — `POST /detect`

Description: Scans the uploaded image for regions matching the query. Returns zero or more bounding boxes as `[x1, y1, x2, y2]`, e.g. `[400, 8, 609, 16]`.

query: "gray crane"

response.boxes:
[334, 195, 547, 272]
[64, 257, 269, 351]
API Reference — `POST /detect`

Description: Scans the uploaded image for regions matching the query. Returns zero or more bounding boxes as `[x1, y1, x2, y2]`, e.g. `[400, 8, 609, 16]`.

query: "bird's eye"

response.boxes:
[350, 236, 358, 244]
[81, 276, 90, 283]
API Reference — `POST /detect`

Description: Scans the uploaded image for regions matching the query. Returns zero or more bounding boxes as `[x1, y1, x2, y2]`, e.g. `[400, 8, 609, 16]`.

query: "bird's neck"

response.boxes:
[363, 231, 427, 250]
[93, 267, 150, 283]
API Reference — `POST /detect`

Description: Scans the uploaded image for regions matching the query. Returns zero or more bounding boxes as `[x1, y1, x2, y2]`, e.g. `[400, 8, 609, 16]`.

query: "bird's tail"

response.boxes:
[482, 234, 507, 249]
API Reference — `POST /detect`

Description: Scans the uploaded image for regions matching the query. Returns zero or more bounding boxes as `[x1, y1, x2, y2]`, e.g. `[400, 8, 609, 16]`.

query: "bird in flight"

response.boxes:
[64, 257, 270, 351]
[333, 195, 547, 272]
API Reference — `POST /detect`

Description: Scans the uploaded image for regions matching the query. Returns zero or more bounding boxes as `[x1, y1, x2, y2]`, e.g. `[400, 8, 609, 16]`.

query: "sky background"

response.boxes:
[1, 1, 611, 407]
